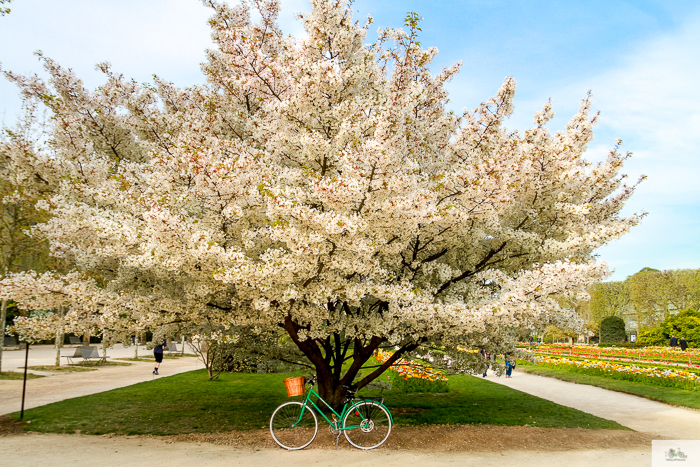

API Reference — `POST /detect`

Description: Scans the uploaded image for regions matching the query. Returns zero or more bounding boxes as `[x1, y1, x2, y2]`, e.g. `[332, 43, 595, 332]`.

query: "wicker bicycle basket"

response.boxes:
[283, 376, 305, 397]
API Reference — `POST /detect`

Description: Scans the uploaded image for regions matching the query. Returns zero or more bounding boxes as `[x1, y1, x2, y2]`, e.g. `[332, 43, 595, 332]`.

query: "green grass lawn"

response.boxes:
[11, 370, 626, 435]
[521, 365, 700, 409]
[0, 371, 44, 380]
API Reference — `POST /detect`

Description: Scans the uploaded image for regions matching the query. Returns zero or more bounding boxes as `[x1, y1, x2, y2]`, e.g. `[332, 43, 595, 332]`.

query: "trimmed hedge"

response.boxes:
[600, 316, 626, 344]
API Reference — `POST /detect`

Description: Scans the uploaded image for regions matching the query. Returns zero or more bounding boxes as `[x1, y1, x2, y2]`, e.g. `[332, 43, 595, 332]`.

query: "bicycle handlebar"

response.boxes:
[305, 374, 357, 398]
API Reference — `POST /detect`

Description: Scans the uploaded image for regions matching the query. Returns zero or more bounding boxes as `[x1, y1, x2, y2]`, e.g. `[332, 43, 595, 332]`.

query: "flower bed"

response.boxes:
[528, 344, 700, 367]
[534, 355, 700, 390]
[375, 349, 449, 393]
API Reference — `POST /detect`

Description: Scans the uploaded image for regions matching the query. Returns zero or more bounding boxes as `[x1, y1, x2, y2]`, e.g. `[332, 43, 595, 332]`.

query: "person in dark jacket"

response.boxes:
[153, 339, 167, 375]
[680, 337, 688, 351]
[505, 354, 516, 378]
[670, 335, 678, 348]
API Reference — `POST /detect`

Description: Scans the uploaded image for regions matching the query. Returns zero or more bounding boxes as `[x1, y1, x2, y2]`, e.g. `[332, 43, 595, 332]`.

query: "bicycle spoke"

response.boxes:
[343, 401, 392, 449]
[270, 402, 318, 450]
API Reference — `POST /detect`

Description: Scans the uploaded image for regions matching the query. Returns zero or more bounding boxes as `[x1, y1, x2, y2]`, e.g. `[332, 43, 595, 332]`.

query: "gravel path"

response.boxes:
[0, 344, 200, 415]
[0, 433, 652, 467]
[486, 369, 700, 439]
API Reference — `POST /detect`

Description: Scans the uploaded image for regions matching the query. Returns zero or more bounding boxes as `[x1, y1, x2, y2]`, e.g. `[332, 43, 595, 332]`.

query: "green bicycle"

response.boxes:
[270, 374, 393, 450]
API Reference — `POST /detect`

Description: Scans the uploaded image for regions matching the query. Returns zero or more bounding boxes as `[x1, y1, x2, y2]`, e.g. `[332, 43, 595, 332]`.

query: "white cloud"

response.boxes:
[512, 13, 700, 203]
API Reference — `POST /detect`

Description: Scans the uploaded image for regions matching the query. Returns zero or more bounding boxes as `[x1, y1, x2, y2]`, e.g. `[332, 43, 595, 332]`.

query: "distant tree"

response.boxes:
[0, 104, 69, 370]
[660, 270, 700, 312]
[589, 281, 630, 320]
[583, 320, 599, 343]
[629, 268, 700, 326]
[599, 315, 626, 343]
[661, 308, 700, 348]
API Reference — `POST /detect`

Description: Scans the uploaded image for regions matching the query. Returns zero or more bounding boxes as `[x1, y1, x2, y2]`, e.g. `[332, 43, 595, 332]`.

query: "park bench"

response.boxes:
[80, 346, 109, 364]
[62, 346, 109, 364]
[63, 346, 88, 364]
[166, 341, 179, 354]
[68, 336, 82, 346]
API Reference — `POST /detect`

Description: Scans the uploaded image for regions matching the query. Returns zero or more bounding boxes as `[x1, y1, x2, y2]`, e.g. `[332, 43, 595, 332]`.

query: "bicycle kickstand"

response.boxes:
[335, 432, 341, 450]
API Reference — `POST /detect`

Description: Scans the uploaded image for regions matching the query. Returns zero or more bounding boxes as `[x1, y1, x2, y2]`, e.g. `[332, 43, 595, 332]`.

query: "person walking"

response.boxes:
[670, 335, 678, 348]
[505, 354, 516, 378]
[153, 339, 167, 375]
[479, 349, 490, 377]
[680, 337, 688, 351]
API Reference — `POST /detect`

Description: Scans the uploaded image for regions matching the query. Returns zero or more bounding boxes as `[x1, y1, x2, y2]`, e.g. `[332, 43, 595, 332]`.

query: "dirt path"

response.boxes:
[486, 369, 700, 439]
[0, 432, 653, 467]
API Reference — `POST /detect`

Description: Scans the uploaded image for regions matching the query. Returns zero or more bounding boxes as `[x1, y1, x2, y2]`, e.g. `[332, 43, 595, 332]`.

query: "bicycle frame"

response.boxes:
[294, 385, 393, 431]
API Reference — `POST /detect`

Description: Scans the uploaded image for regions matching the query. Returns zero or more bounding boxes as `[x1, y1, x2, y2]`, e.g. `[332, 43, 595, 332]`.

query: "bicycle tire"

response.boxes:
[342, 401, 392, 449]
[270, 401, 318, 450]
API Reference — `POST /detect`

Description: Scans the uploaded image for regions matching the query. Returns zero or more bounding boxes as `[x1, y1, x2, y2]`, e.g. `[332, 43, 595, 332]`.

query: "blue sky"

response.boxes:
[1, 0, 698, 281]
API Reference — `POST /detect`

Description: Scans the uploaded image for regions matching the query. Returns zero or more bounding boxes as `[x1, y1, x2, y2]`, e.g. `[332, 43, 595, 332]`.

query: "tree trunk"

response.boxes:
[0, 298, 7, 373]
[54, 306, 65, 367]
[83, 332, 90, 345]
[283, 314, 420, 412]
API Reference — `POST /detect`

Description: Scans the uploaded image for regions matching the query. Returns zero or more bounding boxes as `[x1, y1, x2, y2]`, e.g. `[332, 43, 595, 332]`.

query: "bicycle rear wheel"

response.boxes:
[342, 401, 392, 449]
[270, 401, 318, 450]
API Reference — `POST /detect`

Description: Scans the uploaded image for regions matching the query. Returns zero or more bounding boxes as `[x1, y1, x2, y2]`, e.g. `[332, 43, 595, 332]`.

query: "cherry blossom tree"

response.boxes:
[0, 0, 643, 407]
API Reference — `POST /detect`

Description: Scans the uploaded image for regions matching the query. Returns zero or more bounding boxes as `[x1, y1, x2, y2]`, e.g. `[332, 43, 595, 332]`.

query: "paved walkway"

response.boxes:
[0, 344, 200, 415]
[486, 370, 700, 440]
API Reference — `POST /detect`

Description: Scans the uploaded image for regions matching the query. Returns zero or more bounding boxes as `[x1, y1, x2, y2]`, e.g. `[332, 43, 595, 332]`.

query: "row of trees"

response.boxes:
[588, 267, 700, 330]
[0, 0, 641, 408]
[0, 108, 70, 370]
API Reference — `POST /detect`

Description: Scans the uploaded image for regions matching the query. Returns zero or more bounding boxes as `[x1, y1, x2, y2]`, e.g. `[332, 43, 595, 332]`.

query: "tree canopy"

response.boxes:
[0, 0, 642, 406]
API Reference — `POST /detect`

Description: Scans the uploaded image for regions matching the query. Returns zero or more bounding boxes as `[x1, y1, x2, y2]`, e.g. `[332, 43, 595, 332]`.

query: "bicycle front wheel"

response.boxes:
[270, 401, 318, 450]
[342, 401, 392, 449]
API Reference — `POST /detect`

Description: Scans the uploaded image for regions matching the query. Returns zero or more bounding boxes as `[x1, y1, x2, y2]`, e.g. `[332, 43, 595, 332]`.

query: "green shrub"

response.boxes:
[636, 309, 700, 348]
[662, 309, 700, 348]
[637, 328, 666, 346]
[600, 316, 626, 344]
